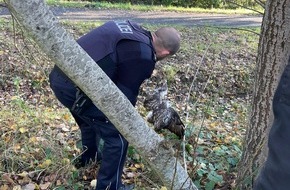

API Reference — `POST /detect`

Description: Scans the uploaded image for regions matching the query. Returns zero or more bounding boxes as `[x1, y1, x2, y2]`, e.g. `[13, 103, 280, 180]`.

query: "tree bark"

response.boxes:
[4, 0, 197, 189]
[236, 0, 290, 189]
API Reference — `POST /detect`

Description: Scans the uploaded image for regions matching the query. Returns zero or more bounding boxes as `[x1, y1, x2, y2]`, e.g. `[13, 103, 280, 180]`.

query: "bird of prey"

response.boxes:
[144, 83, 185, 139]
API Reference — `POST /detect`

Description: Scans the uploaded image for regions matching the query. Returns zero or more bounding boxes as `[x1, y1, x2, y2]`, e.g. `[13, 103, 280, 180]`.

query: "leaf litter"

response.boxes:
[0, 17, 258, 189]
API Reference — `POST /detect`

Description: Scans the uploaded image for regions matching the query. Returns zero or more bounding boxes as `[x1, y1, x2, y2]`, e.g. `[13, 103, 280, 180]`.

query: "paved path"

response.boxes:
[0, 6, 262, 27]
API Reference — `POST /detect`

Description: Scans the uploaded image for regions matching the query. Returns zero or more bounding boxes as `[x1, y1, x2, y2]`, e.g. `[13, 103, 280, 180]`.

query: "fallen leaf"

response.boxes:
[90, 179, 97, 188]
[2, 173, 16, 185]
[0, 184, 9, 190]
[29, 136, 38, 143]
[126, 172, 136, 178]
[128, 166, 137, 172]
[12, 186, 21, 190]
[39, 182, 51, 190]
[22, 183, 35, 190]
[56, 180, 62, 185]
[39, 159, 52, 168]
[61, 126, 70, 132]
[19, 127, 27, 133]
[17, 171, 28, 178]
[63, 113, 71, 121]
[134, 163, 144, 170]
[71, 126, 79, 131]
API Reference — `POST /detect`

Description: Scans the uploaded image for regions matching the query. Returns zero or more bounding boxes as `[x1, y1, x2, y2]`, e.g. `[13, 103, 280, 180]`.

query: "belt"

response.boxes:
[54, 66, 110, 123]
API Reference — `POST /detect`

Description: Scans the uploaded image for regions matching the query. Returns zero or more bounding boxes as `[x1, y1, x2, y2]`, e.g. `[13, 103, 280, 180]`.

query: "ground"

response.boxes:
[0, 7, 259, 190]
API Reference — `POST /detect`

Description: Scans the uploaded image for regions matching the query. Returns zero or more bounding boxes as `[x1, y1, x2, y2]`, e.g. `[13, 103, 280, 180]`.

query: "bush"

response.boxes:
[86, 0, 261, 8]
[194, 0, 222, 8]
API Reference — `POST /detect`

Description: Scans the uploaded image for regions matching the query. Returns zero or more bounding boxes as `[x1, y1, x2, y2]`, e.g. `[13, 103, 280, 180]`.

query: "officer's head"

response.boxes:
[151, 27, 181, 61]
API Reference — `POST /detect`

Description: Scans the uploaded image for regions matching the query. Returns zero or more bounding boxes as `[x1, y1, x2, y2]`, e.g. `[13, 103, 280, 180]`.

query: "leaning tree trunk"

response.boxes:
[4, 0, 197, 189]
[236, 0, 290, 189]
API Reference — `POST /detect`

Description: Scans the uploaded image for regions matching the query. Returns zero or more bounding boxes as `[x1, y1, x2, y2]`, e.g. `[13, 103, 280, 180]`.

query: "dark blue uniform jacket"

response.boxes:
[50, 20, 156, 119]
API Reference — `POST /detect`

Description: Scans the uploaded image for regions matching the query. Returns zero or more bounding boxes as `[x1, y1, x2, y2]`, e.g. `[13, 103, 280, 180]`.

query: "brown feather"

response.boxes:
[144, 85, 185, 139]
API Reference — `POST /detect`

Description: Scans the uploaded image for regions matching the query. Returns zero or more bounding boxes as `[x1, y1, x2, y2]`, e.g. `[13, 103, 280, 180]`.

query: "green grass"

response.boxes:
[45, 0, 263, 15]
[0, 12, 260, 189]
[0, 0, 264, 15]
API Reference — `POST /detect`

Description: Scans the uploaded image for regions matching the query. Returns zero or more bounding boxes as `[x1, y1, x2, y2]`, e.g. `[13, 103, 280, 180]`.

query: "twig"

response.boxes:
[201, 25, 261, 36]
[179, 102, 211, 189]
[3, 1, 53, 79]
[139, 171, 161, 189]
[36, 169, 47, 181]
[171, 141, 183, 190]
[175, 144, 192, 190]
[189, 59, 215, 117]
[183, 42, 212, 171]
[193, 102, 209, 159]
[255, 0, 265, 9]
[179, 48, 215, 190]
[225, 0, 264, 15]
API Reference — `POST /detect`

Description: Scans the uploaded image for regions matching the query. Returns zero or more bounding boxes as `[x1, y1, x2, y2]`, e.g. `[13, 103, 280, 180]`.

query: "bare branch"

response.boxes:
[205, 25, 261, 36]
[255, 0, 266, 9]
[225, 0, 264, 15]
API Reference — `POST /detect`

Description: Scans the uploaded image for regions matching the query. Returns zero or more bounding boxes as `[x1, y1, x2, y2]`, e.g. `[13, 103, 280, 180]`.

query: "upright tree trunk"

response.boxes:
[236, 0, 290, 189]
[4, 0, 197, 189]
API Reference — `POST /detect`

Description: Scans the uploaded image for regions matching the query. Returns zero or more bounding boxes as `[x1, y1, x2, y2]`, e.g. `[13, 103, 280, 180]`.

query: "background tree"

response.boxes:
[236, 0, 290, 188]
[80, 0, 264, 9]
[4, 0, 197, 189]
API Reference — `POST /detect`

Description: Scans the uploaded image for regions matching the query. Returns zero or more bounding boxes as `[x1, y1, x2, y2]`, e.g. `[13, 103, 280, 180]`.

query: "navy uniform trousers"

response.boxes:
[254, 57, 290, 190]
[49, 67, 128, 190]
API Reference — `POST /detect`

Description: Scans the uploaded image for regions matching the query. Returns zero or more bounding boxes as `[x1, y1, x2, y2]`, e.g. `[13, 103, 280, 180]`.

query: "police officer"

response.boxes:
[49, 20, 181, 190]
[254, 56, 290, 190]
